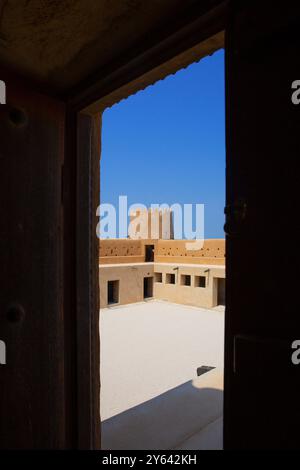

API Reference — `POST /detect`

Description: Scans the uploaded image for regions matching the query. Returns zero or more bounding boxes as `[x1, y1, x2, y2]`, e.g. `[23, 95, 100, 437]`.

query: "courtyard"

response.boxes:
[100, 299, 224, 449]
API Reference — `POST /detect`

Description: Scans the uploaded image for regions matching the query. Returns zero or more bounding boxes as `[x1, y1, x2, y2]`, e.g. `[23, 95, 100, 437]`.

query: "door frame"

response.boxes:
[70, 5, 227, 448]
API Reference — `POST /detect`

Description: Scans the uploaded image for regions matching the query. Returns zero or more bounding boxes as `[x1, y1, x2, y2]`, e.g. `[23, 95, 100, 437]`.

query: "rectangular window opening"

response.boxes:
[166, 273, 176, 284]
[195, 276, 206, 288]
[180, 274, 191, 286]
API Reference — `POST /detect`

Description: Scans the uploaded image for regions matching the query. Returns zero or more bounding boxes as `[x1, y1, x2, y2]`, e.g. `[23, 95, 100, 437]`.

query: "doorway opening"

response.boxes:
[217, 278, 225, 306]
[145, 244, 154, 262]
[107, 280, 119, 305]
[144, 277, 153, 299]
[99, 48, 225, 450]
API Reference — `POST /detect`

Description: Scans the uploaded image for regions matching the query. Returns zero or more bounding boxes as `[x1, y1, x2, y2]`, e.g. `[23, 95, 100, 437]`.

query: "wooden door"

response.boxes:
[0, 74, 66, 448]
[224, 2, 300, 449]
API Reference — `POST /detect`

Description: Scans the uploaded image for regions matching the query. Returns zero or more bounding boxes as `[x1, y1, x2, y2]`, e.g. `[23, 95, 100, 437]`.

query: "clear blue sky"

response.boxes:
[101, 49, 225, 238]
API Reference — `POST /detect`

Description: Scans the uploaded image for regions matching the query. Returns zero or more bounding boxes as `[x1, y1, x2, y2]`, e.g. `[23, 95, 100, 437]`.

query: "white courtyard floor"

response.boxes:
[100, 299, 224, 450]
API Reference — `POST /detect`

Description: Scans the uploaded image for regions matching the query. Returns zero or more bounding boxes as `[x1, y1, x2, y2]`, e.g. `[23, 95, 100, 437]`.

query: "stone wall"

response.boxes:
[99, 260, 225, 309]
[99, 238, 225, 265]
[155, 239, 225, 265]
[99, 239, 225, 309]
[99, 239, 145, 264]
[153, 263, 225, 309]
[100, 263, 154, 308]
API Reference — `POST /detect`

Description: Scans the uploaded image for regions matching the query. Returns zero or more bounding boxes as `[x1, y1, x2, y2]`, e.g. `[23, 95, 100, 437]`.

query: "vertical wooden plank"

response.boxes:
[0, 75, 66, 448]
[63, 109, 78, 449]
[76, 112, 101, 449]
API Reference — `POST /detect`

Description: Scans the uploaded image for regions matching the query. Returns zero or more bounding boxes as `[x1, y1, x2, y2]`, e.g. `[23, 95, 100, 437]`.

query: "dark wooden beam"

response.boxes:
[69, 1, 227, 114]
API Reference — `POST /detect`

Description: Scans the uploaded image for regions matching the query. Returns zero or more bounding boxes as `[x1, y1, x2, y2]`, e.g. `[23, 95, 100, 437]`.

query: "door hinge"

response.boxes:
[224, 200, 247, 236]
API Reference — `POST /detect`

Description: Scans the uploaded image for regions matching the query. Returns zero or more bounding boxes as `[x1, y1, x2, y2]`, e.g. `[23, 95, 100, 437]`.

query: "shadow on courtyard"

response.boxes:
[101, 372, 223, 450]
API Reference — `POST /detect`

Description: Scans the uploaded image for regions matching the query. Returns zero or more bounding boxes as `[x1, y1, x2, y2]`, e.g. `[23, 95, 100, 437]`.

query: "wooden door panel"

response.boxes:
[224, 3, 300, 449]
[0, 74, 65, 448]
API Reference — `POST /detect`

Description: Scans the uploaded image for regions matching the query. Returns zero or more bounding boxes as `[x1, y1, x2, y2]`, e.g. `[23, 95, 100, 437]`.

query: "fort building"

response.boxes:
[99, 237, 225, 309]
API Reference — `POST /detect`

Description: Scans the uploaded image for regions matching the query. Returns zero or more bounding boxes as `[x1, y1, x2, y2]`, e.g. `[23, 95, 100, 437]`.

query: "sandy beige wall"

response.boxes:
[155, 239, 225, 265]
[153, 263, 225, 309]
[100, 239, 142, 257]
[99, 239, 159, 264]
[99, 261, 225, 309]
[99, 263, 154, 308]
[100, 255, 144, 265]
[100, 239, 225, 266]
